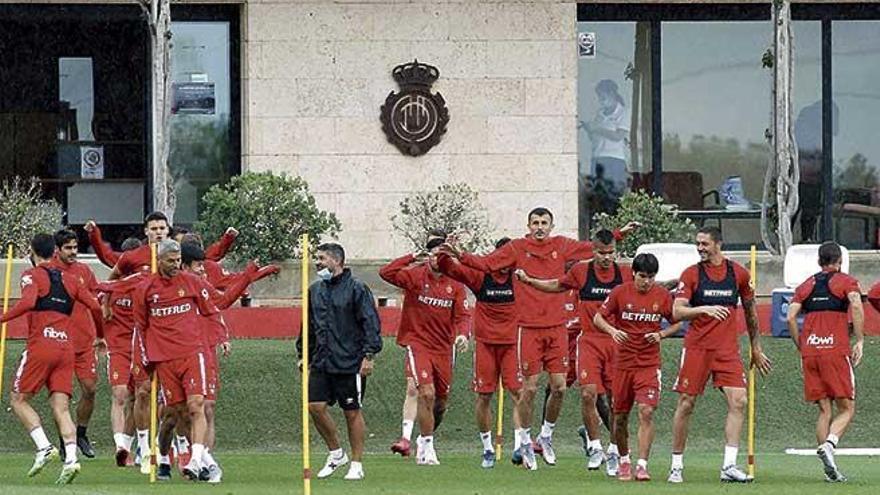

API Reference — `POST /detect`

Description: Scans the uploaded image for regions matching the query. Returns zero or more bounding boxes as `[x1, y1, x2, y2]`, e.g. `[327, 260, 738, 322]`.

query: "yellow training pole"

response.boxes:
[495, 379, 504, 457]
[747, 245, 757, 478]
[149, 243, 158, 483]
[300, 234, 311, 495]
[0, 244, 15, 401]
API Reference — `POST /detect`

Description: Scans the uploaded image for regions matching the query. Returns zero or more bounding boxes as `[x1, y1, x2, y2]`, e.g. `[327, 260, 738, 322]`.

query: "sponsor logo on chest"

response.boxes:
[417, 294, 453, 308]
[484, 289, 513, 298]
[151, 303, 193, 317]
[807, 334, 835, 346]
[42, 327, 69, 341]
[590, 287, 612, 296]
[115, 297, 132, 308]
[620, 311, 663, 322]
[702, 289, 734, 297]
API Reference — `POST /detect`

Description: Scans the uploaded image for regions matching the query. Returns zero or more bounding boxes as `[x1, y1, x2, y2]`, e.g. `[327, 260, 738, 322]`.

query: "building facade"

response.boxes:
[3, 1, 880, 258]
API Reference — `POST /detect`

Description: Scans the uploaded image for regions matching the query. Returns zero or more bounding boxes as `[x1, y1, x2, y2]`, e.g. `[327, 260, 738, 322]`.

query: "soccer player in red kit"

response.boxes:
[386, 229, 457, 458]
[132, 239, 220, 481]
[379, 235, 471, 465]
[86, 220, 238, 271]
[442, 207, 639, 470]
[517, 229, 631, 474]
[95, 271, 153, 471]
[108, 211, 171, 279]
[593, 253, 681, 482]
[50, 229, 101, 458]
[667, 226, 772, 484]
[1, 233, 104, 484]
[786, 241, 864, 483]
[437, 237, 522, 468]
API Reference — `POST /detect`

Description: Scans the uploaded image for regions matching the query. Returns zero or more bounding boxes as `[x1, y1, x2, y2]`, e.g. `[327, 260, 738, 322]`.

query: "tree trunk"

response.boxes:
[763, 0, 799, 255]
[140, 0, 175, 223]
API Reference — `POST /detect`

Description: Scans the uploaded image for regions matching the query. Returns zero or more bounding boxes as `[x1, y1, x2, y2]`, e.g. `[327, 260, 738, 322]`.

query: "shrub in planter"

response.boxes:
[391, 183, 493, 253]
[0, 177, 63, 256]
[591, 190, 696, 257]
[197, 172, 341, 263]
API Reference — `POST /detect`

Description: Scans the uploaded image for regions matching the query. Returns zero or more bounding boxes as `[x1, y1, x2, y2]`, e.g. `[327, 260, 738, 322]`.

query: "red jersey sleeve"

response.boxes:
[89, 224, 121, 267]
[661, 289, 675, 322]
[437, 253, 484, 293]
[559, 263, 587, 290]
[0, 269, 43, 323]
[598, 285, 620, 319]
[192, 277, 220, 317]
[204, 231, 237, 261]
[675, 266, 699, 301]
[791, 278, 814, 305]
[458, 242, 517, 273]
[831, 274, 861, 299]
[379, 254, 421, 291]
[453, 286, 472, 338]
[734, 263, 755, 302]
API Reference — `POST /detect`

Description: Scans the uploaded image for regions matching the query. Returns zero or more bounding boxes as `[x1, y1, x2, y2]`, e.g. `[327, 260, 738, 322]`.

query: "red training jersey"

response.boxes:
[97, 272, 149, 354]
[49, 258, 99, 351]
[560, 261, 633, 338]
[792, 269, 860, 357]
[380, 254, 471, 353]
[1, 265, 102, 352]
[599, 282, 674, 369]
[437, 254, 517, 345]
[133, 271, 219, 362]
[675, 259, 753, 352]
[459, 234, 620, 329]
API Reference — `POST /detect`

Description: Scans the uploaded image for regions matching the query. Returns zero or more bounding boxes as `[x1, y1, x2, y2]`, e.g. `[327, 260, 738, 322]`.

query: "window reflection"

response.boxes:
[832, 21, 880, 248]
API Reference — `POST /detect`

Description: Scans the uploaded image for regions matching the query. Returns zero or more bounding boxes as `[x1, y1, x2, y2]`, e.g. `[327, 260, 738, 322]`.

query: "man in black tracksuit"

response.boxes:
[296, 242, 382, 481]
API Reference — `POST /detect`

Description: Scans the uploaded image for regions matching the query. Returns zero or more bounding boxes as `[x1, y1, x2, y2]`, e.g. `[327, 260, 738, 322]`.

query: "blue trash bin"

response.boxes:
[770, 288, 804, 338]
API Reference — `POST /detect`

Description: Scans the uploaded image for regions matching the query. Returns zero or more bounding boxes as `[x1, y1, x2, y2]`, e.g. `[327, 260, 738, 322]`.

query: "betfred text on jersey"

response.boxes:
[150, 303, 193, 317]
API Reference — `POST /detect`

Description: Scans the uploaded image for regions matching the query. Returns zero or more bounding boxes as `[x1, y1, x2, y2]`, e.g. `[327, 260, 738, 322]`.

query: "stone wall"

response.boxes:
[243, 0, 578, 259]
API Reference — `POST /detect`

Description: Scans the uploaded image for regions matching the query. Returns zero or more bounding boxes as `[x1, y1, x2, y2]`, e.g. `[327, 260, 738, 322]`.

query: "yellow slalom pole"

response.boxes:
[494, 379, 504, 457]
[149, 243, 158, 483]
[0, 244, 15, 401]
[300, 234, 311, 495]
[747, 245, 757, 478]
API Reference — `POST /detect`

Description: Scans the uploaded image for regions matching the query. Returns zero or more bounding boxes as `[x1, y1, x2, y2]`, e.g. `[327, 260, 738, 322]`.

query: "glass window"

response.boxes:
[577, 22, 653, 237]
[791, 21, 823, 244]
[661, 21, 770, 247]
[169, 21, 233, 225]
[832, 21, 880, 248]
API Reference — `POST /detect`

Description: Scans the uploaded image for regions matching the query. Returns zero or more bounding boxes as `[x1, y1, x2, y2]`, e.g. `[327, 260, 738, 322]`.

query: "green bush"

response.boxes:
[391, 183, 493, 254]
[0, 177, 63, 256]
[196, 172, 341, 263]
[591, 190, 696, 257]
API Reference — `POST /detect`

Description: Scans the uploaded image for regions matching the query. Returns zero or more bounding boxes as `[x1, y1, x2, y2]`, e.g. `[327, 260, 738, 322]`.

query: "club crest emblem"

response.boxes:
[178, 288, 185, 297]
[380, 60, 449, 156]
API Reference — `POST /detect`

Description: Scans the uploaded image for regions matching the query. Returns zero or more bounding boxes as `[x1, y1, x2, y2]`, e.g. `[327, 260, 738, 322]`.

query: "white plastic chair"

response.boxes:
[783, 244, 850, 288]
[634, 243, 700, 282]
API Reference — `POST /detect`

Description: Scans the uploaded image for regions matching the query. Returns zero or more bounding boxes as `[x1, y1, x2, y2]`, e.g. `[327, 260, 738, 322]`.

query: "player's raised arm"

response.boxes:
[204, 227, 239, 261]
[450, 238, 517, 274]
[85, 220, 121, 268]
[0, 271, 41, 323]
[378, 253, 422, 290]
[436, 252, 483, 293]
[515, 269, 566, 293]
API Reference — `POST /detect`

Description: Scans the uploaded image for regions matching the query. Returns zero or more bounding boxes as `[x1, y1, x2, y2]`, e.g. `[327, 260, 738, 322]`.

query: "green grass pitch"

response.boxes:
[1, 337, 879, 493]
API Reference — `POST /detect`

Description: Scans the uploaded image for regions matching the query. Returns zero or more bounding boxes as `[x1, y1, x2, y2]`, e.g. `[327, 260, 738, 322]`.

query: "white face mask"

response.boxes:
[317, 267, 332, 281]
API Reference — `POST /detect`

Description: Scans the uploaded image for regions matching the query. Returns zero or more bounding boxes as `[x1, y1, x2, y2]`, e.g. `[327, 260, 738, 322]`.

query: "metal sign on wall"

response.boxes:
[380, 59, 449, 156]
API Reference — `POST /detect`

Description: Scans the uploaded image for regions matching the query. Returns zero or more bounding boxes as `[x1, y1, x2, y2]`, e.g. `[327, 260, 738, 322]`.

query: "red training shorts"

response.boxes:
[473, 340, 522, 393]
[405, 346, 454, 399]
[576, 334, 617, 394]
[518, 325, 569, 377]
[156, 352, 208, 406]
[612, 367, 661, 413]
[802, 354, 855, 402]
[673, 347, 746, 396]
[13, 347, 74, 396]
[74, 347, 97, 382]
